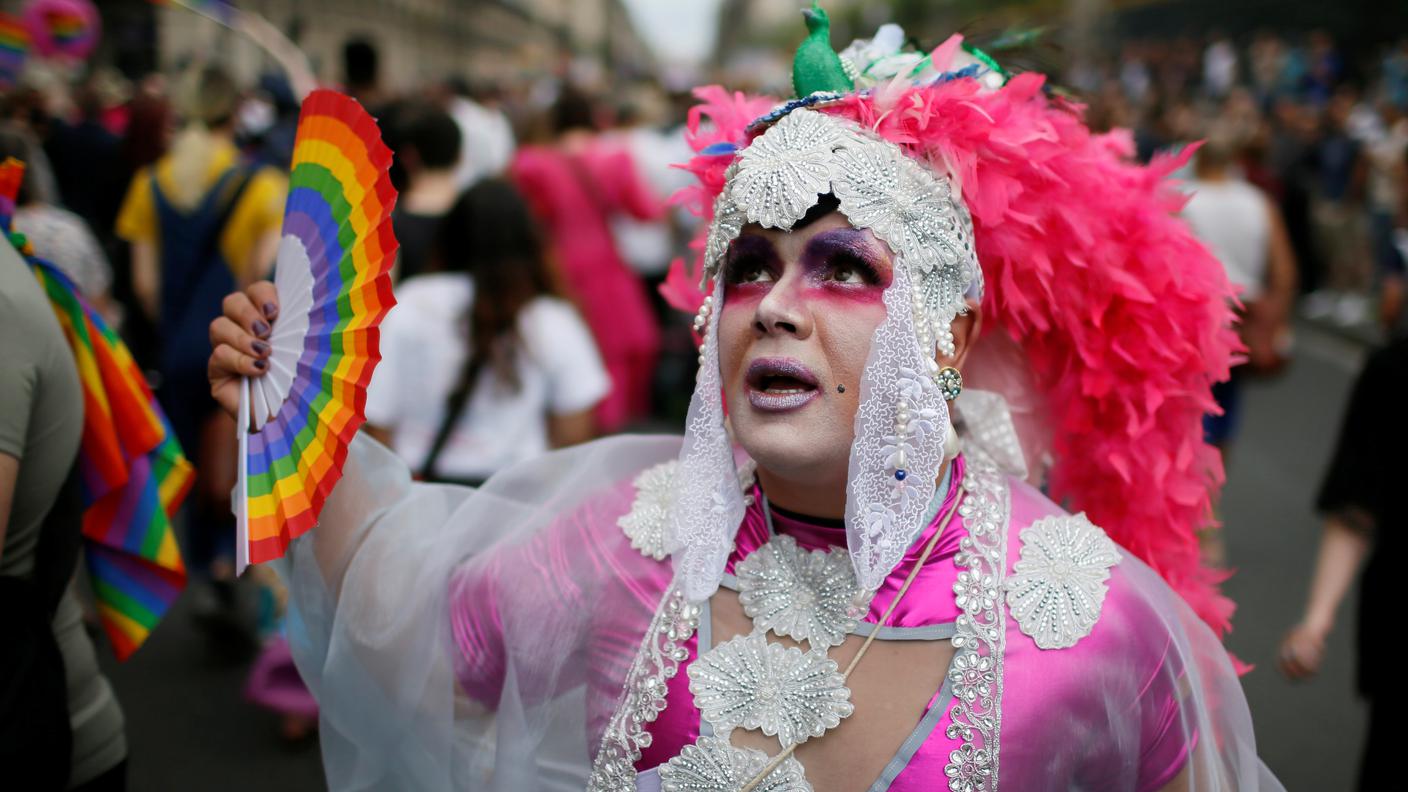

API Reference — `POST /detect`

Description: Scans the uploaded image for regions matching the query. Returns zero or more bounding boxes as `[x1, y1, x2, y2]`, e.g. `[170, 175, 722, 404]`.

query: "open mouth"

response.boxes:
[745, 357, 820, 412]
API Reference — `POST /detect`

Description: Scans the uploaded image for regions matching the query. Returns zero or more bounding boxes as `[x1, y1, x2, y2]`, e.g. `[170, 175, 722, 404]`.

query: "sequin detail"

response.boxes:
[1005, 513, 1120, 650]
[943, 456, 1009, 792]
[735, 534, 872, 649]
[621, 459, 757, 562]
[619, 461, 680, 560]
[587, 588, 701, 791]
[659, 736, 813, 792]
[689, 632, 853, 746]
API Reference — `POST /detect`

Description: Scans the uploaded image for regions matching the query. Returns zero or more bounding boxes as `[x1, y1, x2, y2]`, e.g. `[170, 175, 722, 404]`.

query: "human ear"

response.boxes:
[936, 297, 982, 372]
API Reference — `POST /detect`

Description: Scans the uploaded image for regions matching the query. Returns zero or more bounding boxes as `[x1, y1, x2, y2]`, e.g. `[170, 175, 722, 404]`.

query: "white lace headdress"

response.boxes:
[670, 107, 983, 601]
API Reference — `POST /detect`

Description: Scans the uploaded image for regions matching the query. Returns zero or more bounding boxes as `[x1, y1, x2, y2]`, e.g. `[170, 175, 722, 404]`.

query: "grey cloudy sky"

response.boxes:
[619, 0, 725, 65]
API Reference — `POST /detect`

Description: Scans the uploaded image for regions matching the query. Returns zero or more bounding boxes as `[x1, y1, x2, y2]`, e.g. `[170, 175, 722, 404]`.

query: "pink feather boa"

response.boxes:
[663, 72, 1243, 647]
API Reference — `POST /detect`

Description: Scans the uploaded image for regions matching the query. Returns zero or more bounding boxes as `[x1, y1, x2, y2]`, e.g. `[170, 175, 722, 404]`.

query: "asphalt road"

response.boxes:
[98, 319, 1370, 791]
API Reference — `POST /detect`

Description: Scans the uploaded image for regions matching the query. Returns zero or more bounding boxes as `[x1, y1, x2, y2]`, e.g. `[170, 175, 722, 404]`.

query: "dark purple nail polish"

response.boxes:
[253, 320, 270, 337]
[252, 340, 270, 355]
[263, 302, 278, 318]
[253, 358, 267, 370]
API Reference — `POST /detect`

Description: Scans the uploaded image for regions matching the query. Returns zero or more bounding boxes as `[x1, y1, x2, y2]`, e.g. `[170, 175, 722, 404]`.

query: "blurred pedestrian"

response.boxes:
[1279, 334, 1407, 791]
[1364, 100, 1407, 282]
[364, 179, 609, 484]
[43, 83, 126, 248]
[389, 103, 461, 282]
[439, 77, 515, 192]
[114, 66, 286, 606]
[0, 238, 127, 790]
[1183, 128, 1298, 563]
[1305, 87, 1371, 326]
[511, 85, 662, 431]
[0, 126, 118, 325]
[342, 37, 386, 117]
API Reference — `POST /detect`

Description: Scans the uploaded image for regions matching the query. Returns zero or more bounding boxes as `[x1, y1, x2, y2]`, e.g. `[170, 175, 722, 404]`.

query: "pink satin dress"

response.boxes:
[448, 455, 1192, 790]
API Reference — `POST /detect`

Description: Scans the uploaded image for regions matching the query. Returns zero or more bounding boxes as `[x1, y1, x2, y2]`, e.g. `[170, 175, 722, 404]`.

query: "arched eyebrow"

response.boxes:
[726, 233, 779, 260]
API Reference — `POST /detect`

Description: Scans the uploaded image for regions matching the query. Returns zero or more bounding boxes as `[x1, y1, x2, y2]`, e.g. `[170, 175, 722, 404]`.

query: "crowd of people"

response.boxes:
[1, 14, 1404, 792]
[1082, 31, 1408, 336]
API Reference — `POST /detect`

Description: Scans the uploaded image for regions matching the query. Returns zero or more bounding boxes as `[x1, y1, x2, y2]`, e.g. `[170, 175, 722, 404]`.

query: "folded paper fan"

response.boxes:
[234, 89, 397, 573]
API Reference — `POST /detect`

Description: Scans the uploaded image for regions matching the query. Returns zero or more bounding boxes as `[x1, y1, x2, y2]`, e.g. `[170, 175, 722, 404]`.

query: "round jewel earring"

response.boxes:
[936, 366, 963, 401]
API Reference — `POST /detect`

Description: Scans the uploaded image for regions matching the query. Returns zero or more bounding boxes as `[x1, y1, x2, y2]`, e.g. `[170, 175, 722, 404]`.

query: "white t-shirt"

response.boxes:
[1182, 179, 1270, 302]
[365, 273, 610, 480]
[449, 97, 516, 191]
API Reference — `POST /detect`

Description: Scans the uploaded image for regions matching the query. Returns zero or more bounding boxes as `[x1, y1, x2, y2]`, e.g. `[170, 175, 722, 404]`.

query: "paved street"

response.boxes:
[99, 319, 1369, 791]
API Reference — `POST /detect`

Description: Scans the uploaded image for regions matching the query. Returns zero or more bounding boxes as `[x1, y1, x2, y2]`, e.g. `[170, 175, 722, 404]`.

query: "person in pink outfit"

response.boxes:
[511, 86, 663, 432]
[205, 11, 1285, 792]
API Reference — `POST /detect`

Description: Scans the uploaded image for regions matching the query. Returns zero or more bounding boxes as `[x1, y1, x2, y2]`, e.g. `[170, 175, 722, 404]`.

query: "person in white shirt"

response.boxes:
[364, 179, 609, 484]
[1183, 129, 1297, 565]
[443, 79, 516, 193]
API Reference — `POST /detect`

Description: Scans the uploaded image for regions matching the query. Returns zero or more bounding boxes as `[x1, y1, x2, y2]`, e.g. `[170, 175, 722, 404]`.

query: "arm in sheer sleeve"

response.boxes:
[277, 431, 679, 790]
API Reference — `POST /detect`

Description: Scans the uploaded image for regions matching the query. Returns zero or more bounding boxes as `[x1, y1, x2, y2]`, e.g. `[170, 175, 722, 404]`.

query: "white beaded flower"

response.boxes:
[617, 460, 679, 560]
[660, 736, 812, 792]
[944, 743, 994, 792]
[952, 569, 999, 615]
[689, 632, 853, 746]
[947, 650, 996, 704]
[736, 534, 872, 649]
[1005, 513, 1121, 649]
[730, 110, 847, 229]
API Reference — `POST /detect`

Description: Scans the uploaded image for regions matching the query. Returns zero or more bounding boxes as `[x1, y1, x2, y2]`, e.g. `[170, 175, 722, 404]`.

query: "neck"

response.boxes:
[755, 457, 953, 521]
[404, 170, 458, 213]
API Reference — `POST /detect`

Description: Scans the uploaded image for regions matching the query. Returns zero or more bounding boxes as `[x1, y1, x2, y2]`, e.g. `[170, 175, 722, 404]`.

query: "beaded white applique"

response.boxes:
[689, 632, 853, 746]
[943, 456, 1009, 792]
[619, 461, 680, 561]
[622, 459, 757, 562]
[1005, 513, 1120, 650]
[587, 588, 701, 791]
[735, 534, 873, 649]
[660, 736, 813, 792]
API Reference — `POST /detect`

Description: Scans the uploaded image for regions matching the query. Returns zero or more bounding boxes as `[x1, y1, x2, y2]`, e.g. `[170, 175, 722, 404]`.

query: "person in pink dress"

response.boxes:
[511, 86, 663, 432]
[205, 11, 1285, 791]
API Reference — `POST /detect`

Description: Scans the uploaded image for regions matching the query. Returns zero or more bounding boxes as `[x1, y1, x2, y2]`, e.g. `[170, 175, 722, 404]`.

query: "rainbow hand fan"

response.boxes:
[234, 89, 397, 574]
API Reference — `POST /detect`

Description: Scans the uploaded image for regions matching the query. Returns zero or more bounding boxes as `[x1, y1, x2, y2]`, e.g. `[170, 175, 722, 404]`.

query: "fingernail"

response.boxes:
[263, 302, 278, 319]
[253, 320, 270, 337]
[252, 340, 270, 355]
[253, 358, 267, 370]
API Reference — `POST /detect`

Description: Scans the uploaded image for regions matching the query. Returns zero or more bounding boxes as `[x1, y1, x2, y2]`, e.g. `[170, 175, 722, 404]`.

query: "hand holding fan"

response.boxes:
[234, 89, 397, 574]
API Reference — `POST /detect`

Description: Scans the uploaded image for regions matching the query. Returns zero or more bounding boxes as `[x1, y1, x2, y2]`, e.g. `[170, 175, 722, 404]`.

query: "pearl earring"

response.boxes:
[936, 366, 963, 401]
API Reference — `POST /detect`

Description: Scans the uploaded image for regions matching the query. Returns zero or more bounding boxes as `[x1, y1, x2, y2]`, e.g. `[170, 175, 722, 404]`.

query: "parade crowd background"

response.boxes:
[1, 0, 1405, 789]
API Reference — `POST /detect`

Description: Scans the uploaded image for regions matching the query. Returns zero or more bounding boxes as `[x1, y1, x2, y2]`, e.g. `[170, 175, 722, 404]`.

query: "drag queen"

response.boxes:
[208, 14, 1282, 792]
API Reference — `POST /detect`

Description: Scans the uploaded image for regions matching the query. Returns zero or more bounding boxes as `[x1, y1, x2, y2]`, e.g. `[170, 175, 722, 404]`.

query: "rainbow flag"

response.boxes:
[2, 159, 192, 660]
[44, 10, 87, 47]
[0, 12, 29, 89]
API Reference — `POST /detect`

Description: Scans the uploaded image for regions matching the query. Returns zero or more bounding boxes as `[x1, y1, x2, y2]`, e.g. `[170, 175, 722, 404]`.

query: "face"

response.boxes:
[717, 211, 893, 486]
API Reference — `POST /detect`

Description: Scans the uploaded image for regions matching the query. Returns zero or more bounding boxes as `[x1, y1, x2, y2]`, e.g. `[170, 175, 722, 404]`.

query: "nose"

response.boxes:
[753, 271, 812, 339]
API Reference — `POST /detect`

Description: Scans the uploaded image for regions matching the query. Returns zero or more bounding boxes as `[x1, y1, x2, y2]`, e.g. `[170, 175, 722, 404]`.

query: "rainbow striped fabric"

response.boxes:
[2, 159, 192, 660]
[241, 90, 396, 566]
[0, 12, 29, 89]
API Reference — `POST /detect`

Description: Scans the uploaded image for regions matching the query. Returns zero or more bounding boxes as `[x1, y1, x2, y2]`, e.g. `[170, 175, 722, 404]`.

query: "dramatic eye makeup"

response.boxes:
[802, 228, 891, 287]
[723, 234, 780, 285]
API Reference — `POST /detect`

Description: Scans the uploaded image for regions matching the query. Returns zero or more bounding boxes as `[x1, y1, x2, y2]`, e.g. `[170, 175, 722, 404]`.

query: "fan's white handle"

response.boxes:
[234, 376, 251, 576]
